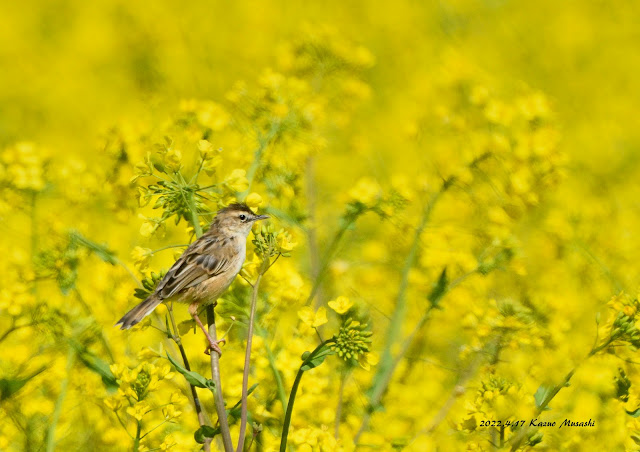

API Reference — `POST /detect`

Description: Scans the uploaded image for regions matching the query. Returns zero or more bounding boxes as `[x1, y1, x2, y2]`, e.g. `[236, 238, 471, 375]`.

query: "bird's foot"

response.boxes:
[204, 338, 226, 356]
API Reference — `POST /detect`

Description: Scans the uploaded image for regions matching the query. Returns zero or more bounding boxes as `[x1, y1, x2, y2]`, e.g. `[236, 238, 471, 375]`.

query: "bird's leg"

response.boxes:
[188, 302, 225, 356]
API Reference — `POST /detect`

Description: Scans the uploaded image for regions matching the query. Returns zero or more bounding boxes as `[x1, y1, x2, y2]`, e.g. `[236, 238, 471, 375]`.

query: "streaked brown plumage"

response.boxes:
[116, 203, 269, 354]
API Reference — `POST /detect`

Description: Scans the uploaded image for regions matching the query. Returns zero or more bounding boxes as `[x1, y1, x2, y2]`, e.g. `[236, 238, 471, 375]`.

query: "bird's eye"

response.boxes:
[239, 214, 247, 221]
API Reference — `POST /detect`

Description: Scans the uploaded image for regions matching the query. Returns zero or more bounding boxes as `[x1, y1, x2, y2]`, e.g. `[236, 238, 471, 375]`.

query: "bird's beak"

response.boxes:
[254, 214, 270, 221]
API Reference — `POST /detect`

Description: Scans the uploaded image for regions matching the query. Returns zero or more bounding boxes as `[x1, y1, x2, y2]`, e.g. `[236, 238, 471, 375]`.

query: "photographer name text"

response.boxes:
[479, 419, 595, 429]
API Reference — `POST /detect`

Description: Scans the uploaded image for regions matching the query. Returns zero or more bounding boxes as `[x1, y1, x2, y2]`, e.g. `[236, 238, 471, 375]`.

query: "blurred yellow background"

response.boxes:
[2, 1, 640, 451]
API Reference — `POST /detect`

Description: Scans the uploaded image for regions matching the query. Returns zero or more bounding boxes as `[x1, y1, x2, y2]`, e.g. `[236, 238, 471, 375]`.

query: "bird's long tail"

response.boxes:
[116, 295, 163, 329]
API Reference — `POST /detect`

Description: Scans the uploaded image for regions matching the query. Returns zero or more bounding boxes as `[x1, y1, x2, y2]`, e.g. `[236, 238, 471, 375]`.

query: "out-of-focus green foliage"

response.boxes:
[3, 1, 640, 451]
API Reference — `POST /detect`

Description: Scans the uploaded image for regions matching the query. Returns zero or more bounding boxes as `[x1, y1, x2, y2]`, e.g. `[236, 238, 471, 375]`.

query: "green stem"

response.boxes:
[140, 419, 169, 439]
[149, 244, 189, 255]
[46, 348, 75, 452]
[508, 337, 614, 451]
[191, 157, 206, 185]
[368, 180, 452, 404]
[0, 320, 35, 344]
[279, 368, 304, 452]
[114, 257, 143, 288]
[279, 341, 332, 452]
[133, 421, 141, 452]
[357, 265, 476, 441]
[187, 192, 203, 238]
[74, 289, 115, 362]
[115, 412, 133, 439]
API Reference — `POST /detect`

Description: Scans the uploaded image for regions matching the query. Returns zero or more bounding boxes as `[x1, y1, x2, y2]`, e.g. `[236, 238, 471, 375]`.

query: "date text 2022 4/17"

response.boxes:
[479, 419, 595, 429]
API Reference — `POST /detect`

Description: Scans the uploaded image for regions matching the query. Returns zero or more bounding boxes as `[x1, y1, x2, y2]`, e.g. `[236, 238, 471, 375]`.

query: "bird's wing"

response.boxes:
[155, 235, 232, 299]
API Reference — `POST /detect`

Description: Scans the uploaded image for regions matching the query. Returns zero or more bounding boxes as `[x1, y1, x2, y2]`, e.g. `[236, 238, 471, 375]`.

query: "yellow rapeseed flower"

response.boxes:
[328, 296, 353, 314]
[104, 396, 123, 411]
[298, 306, 328, 329]
[162, 405, 182, 420]
[245, 192, 263, 207]
[126, 401, 150, 421]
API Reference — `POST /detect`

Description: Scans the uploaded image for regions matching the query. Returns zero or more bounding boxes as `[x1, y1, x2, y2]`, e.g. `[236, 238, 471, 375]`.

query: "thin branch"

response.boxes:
[140, 419, 170, 439]
[0, 320, 34, 344]
[166, 303, 211, 452]
[207, 306, 234, 452]
[74, 289, 115, 362]
[237, 270, 265, 452]
[508, 336, 615, 450]
[45, 348, 75, 452]
[115, 411, 133, 439]
[279, 340, 334, 452]
[372, 180, 450, 391]
[114, 257, 144, 288]
[148, 244, 189, 255]
[335, 370, 346, 439]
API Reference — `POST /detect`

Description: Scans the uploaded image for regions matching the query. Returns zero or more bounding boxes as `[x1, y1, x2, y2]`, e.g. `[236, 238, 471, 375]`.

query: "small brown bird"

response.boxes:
[116, 203, 269, 354]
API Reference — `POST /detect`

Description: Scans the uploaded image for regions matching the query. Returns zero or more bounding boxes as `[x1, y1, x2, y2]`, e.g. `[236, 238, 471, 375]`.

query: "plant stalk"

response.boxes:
[133, 421, 141, 452]
[509, 338, 613, 451]
[167, 304, 210, 452]
[335, 370, 346, 439]
[207, 305, 234, 452]
[279, 341, 332, 452]
[236, 271, 264, 452]
[279, 368, 304, 452]
[45, 348, 75, 452]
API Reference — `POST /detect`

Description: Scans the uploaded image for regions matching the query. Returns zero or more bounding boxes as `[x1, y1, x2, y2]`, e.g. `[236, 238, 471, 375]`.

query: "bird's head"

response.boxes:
[210, 203, 269, 237]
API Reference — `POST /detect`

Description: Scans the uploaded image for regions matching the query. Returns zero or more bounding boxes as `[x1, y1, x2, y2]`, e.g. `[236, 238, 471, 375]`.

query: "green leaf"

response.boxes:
[0, 367, 45, 401]
[534, 385, 553, 411]
[301, 347, 335, 371]
[627, 407, 640, 418]
[78, 351, 118, 391]
[194, 425, 219, 443]
[133, 288, 150, 299]
[428, 268, 448, 309]
[166, 353, 213, 389]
